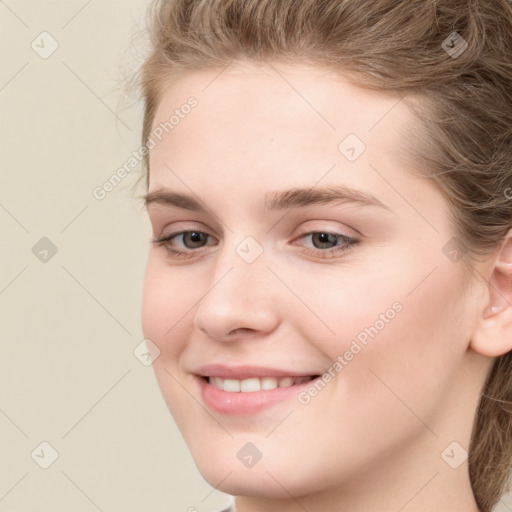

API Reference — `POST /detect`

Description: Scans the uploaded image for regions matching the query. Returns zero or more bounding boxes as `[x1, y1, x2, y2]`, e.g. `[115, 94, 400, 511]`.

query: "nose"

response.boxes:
[192, 243, 280, 343]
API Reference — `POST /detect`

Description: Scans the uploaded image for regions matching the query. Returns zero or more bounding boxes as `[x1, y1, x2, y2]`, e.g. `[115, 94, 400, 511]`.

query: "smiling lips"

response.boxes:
[195, 364, 322, 414]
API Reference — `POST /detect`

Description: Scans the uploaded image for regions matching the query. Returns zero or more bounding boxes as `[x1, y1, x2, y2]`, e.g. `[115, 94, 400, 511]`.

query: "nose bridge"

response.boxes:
[215, 231, 270, 294]
[193, 233, 279, 340]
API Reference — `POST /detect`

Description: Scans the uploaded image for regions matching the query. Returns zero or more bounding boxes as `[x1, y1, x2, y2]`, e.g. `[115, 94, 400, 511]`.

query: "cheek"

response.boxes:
[301, 247, 469, 409]
[140, 257, 198, 423]
[329, 260, 469, 434]
[141, 254, 195, 359]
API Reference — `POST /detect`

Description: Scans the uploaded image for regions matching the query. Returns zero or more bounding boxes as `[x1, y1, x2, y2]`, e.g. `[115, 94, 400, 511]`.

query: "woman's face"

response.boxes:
[141, 62, 486, 502]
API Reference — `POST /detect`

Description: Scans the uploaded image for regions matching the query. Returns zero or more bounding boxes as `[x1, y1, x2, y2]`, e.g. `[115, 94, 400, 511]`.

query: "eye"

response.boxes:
[152, 229, 359, 260]
[292, 230, 359, 259]
[152, 230, 216, 258]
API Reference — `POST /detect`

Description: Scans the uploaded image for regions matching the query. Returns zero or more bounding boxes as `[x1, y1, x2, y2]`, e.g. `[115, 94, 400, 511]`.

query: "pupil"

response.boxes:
[314, 232, 336, 248]
[186, 232, 204, 247]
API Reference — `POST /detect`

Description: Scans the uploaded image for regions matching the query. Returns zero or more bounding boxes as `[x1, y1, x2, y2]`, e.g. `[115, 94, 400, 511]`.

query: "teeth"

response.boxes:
[261, 377, 278, 390]
[210, 377, 224, 389]
[240, 378, 260, 392]
[278, 377, 293, 387]
[208, 375, 314, 392]
[223, 379, 241, 392]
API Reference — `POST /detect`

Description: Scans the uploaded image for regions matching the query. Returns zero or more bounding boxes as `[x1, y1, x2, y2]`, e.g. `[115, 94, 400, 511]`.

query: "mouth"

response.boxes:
[195, 367, 323, 415]
[193, 364, 324, 414]
[202, 375, 320, 392]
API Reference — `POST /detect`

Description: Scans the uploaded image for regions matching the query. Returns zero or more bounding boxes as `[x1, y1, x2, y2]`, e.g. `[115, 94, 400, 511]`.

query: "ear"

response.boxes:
[471, 228, 512, 357]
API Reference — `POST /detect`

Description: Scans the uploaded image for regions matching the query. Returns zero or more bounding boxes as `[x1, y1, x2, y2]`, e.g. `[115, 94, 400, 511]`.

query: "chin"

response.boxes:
[198, 463, 299, 499]
[189, 441, 326, 499]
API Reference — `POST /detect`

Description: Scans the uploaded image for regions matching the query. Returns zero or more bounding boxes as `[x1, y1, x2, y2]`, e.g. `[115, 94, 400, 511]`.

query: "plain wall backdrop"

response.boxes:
[0, 1, 510, 511]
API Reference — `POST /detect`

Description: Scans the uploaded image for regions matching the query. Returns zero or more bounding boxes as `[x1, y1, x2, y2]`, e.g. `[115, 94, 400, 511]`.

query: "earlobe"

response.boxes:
[470, 230, 512, 357]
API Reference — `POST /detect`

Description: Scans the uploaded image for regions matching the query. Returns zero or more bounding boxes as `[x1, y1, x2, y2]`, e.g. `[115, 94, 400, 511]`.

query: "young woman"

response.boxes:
[132, 1, 512, 510]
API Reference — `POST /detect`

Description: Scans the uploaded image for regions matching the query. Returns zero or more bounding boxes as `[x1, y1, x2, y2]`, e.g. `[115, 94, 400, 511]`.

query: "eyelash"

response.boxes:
[151, 229, 359, 260]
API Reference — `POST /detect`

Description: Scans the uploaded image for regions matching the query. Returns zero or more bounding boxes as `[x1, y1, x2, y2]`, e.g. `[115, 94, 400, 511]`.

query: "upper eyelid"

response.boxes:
[153, 217, 360, 237]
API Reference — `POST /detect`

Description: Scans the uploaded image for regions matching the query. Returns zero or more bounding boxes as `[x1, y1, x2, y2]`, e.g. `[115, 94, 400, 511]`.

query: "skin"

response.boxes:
[141, 61, 512, 512]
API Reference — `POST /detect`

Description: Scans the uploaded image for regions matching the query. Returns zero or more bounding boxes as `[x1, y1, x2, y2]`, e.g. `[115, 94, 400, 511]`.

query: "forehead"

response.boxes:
[150, 61, 412, 147]
[147, 61, 420, 204]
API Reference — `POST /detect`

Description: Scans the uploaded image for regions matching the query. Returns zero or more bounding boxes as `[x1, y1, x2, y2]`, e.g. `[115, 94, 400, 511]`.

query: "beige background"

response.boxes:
[0, 1, 510, 511]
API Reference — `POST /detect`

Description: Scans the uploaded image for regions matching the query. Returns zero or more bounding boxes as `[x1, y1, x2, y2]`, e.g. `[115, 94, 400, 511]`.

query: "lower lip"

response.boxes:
[197, 376, 319, 415]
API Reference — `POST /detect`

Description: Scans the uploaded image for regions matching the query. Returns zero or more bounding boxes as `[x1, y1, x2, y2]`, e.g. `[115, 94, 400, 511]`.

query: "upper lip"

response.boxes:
[195, 364, 320, 380]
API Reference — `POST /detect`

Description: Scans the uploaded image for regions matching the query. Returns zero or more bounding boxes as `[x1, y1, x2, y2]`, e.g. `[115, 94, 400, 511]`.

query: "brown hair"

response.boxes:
[129, 1, 512, 509]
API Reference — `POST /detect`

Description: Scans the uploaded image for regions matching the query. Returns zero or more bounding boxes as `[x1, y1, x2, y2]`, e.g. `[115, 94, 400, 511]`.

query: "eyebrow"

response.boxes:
[143, 185, 391, 213]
